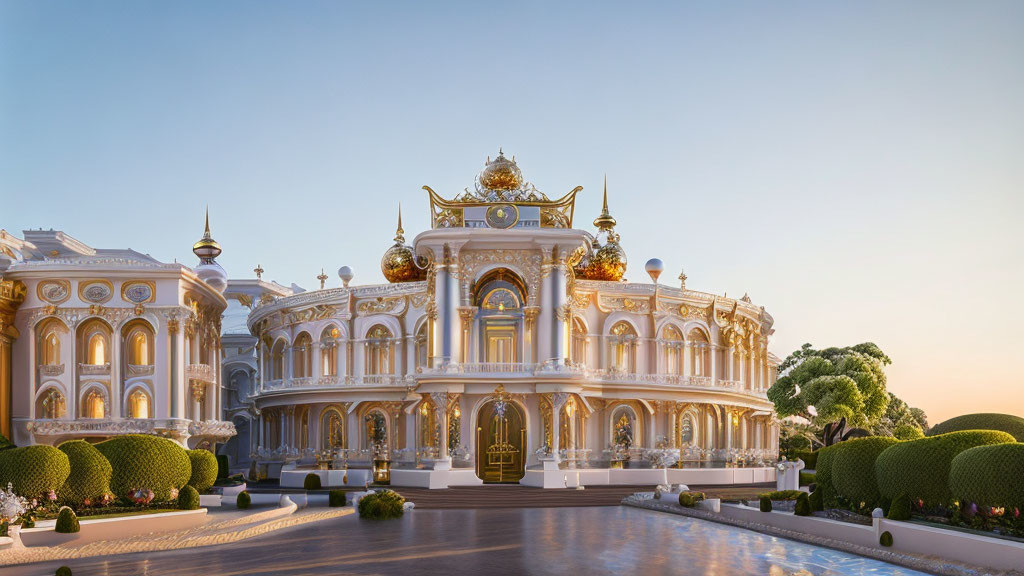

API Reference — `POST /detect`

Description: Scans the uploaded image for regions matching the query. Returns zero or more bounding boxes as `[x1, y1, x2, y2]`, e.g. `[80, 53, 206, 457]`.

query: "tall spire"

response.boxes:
[593, 174, 617, 230]
[204, 205, 211, 238]
[394, 204, 406, 244]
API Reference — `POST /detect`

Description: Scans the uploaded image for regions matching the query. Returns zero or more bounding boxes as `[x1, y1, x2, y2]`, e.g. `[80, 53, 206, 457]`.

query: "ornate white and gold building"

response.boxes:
[236, 152, 781, 487]
[0, 217, 235, 448]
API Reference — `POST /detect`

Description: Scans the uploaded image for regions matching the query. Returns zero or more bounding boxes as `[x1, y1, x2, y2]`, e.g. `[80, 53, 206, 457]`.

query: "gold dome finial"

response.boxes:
[192, 206, 222, 262]
[479, 149, 523, 191]
[381, 203, 427, 283]
[593, 174, 617, 230]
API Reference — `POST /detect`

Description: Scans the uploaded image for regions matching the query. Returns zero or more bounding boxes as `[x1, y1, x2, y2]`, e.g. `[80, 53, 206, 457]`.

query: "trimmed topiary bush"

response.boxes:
[0, 433, 14, 451]
[831, 436, 901, 509]
[758, 490, 804, 501]
[809, 488, 824, 512]
[927, 413, 1024, 441]
[793, 450, 818, 470]
[57, 440, 112, 505]
[812, 444, 840, 507]
[875, 430, 1014, 505]
[949, 442, 1024, 509]
[237, 490, 251, 509]
[186, 450, 218, 493]
[329, 489, 347, 507]
[794, 492, 811, 516]
[55, 506, 80, 533]
[216, 454, 229, 480]
[677, 491, 704, 507]
[879, 531, 893, 547]
[358, 489, 405, 519]
[0, 445, 71, 498]
[95, 435, 191, 502]
[887, 493, 912, 520]
[177, 485, 200, 510]
[56, 567, 72, 576]
[799, 472, 816, 487]
[304, 473, 322, 491]
[759, 496, 772, 512]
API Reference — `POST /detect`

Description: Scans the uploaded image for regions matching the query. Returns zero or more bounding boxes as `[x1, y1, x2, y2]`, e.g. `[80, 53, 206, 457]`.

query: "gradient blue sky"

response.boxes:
[2, 1, 1022, 423]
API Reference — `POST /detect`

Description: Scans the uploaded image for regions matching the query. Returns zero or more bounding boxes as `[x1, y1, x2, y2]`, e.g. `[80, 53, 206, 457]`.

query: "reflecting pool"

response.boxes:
[5, 506, 932, 576]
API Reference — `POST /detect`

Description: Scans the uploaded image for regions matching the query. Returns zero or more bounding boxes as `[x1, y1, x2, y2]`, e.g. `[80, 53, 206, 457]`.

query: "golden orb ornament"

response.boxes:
[479, 149, 523, 191]
[575, 238, 627, 282]
[381, 206, 427, 283]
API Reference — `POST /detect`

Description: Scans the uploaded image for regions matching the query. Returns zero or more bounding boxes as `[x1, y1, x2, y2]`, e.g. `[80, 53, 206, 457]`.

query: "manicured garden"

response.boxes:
[0, 434, 224, 536]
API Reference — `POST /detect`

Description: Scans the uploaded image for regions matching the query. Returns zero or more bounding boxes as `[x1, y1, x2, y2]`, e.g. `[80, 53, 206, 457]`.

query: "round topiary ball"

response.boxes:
[95, 435, 191, 502]
[794, 492, 811, 516]
[759, 496, 772, 512]
[874, 430, 1015, 506]
[57, 440, 112, 505]
[0, 445, 71, 498]
[56, 567, 72, 576]
[186, 450, 218, 493]
[55, 506, 80, 534]
[831, 436, 901, 509]
[357, 489, 405, 519]
[329, 489, 347, 507]
[304, 473, 322, 491]
[949, 443, 1024, 509]
[927, 413, 1024, 441]
[177, 485, 200, 510]
[879, 531, 893, 547]
[237, 490, 251, 509]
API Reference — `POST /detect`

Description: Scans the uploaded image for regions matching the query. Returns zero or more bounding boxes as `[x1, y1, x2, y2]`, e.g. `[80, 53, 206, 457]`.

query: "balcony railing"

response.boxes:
[186, 363, 215, 384]
[127, 364, 155, 377]
[78, 363, 110, 376]
[263, 374, 413, 391]
[38, 364, 65, 377]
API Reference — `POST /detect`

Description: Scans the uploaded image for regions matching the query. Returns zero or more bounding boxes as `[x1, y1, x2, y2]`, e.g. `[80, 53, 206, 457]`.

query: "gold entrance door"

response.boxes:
[476, 399, 526, 483]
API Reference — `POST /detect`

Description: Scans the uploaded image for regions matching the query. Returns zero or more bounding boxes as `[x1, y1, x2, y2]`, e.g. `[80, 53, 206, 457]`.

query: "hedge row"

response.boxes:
[831, 436, 900, 509]
[96, 435, 191, 501]
[948, 443, 1024, 509]
[874, 430, 1014, 505]
[812, 444, 841, 506]
[927, 414, 1024, 442]
[792, 450, 818, 470]
[0, 445, 71, 497]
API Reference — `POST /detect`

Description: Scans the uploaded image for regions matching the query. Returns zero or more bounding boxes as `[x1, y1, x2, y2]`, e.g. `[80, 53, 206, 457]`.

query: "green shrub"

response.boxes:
[793, 450, 818, 470]
[809, 488, 824, 511]
[831, 436, 901, 509]
[55, 506, 80, 533]
[216, 454, 230, 479]
[357, 489, 405, 519]
[56, 567, 72, 576]
[95, 435, 191, 502]
[894, 424, 924, 441]
[303, 473, 322, 491]
[677, 491, 705, 507]
[879, 531, 893, 547]
[949, 443, 1024, 509]
[0, 433, 13, 451]
[186, 450, 218, 493]
[799, 472, 816, 486]
[237, 490, 251, 509]
[927, 413, 1024, 441]
[177, 485, 200, 510]
[57, 440, 112, 505]
[759, 496, 772, 512]
[887, 493, 912, 520]
[794, 492, 811, 516]
[329, 489, 347, 507]
[0, 445, 71, 498]
[758, 490, 804, 501]
[875, 430, 1014, 505]
[813, 444, 840, 507]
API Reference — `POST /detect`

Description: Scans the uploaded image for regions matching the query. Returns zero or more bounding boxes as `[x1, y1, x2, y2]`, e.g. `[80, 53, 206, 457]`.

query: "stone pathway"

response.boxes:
[0, 505, 354, 567]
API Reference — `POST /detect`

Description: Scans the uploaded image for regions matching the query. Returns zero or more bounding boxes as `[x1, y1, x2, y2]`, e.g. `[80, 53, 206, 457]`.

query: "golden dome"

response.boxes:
[381, 207, 427, 283]
[479, 149, 523, 191]
[192, 207, 222, 261]
[574, 237, 627, 282]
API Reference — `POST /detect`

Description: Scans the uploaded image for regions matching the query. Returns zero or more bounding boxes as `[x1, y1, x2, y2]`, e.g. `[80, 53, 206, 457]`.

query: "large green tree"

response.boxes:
[768, 342, 892, 427]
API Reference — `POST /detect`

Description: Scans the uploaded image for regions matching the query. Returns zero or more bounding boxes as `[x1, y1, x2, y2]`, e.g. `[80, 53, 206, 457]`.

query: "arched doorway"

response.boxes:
[475, 387, 526, 483]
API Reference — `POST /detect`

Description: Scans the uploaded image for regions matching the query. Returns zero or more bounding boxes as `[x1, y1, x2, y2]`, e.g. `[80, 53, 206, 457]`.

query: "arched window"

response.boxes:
[608, 321, 637, 372]
[122, 321, 154, 367]
[127, 388, 151, 418]
[687, 328, 710, 377]
[293, 333, 312, 378]
[364, 409, 388, 450]
[78, 319, 111, 367]
[36, 388, 66, 419]
[662, 325, 683, 375]
[365, 325, 394, 375]
[83, 388, 106, 419]
[419, 399, 437, 452]
[320, 407, 346, 451]
[610, 404, 637, 449]
[571, 317, 587, 367]
[320, 327, 339, 377]
[680, 414, 695, 445]
[37, 320, 65, 366]
[473, 269, 528, 364]
[271, 340, 286, 380]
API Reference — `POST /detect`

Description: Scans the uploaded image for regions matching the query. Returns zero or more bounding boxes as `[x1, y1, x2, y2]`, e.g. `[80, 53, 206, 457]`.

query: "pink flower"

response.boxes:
[169, 488, 179, 500]
[82, 498, 91, 507]
[46, 491, 57, 501]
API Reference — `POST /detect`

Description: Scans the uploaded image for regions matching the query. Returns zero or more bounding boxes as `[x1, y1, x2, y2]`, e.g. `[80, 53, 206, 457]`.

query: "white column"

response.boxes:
[110, 334, 121, 418]
[710, 345, 718, 384]
[551, 253, 568, 365]
[550, 393, 567, 459]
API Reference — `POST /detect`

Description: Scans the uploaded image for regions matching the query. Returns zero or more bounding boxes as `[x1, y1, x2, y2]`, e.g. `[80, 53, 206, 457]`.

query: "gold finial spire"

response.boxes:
[593, 174, 617, 230]
[317, 268, 328, 290]
[254, 264, 264, 280]
[204, 205, 211, 238]
[193, 206, 221, 261]
[394, 204, 406, 244]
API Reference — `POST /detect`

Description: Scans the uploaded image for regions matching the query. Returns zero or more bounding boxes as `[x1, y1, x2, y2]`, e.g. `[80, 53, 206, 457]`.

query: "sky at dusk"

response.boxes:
[2, 1, 1022, 424]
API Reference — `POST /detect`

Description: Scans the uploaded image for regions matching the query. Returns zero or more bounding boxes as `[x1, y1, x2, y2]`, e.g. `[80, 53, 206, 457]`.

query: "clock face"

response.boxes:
[485, 204, 519, 229]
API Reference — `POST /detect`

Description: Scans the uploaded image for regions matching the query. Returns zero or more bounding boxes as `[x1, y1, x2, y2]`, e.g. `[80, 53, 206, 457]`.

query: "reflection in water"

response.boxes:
[7, 507, 930, 576]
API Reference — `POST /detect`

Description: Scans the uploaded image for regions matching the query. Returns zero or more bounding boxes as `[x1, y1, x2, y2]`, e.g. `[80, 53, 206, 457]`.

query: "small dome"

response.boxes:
[380, 207, 427, 283]
[479, 149, 523, 191]
[196, 262, 228, 293]
[574, 238, 627, 282]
